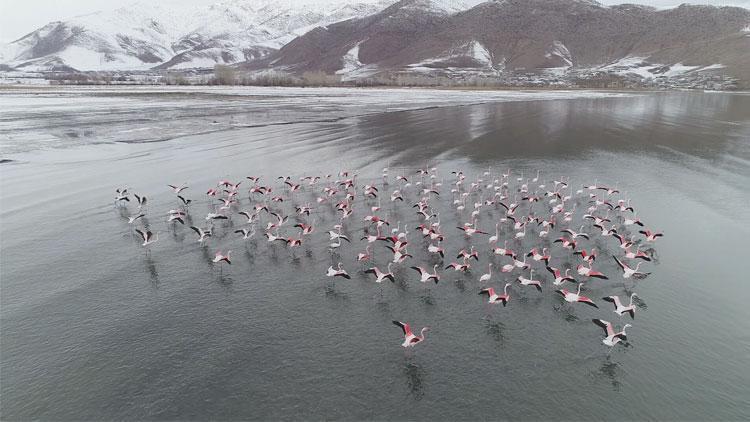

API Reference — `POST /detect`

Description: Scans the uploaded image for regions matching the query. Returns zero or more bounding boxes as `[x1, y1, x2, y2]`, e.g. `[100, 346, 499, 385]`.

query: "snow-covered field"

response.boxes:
[0, 85, 634, 156]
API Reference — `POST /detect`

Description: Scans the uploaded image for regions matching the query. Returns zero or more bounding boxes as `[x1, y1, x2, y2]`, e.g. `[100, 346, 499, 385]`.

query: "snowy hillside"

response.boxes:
[0, 0, 399, 71]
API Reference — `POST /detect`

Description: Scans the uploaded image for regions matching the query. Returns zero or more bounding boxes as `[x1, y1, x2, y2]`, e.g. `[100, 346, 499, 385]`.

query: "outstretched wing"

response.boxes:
[392, 320, 412, 337]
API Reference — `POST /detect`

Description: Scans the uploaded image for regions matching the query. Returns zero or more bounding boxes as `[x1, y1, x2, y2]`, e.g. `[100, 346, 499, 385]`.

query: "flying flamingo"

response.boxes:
[639, 230, 664, 242]
[411, 265, 440, 284]
[326, 263, 351, 279]
[603, 293, 638, 319]
[555, 283, 598, 308]
[357, 245, 373, 262]
[213, 250, 231, 264]
[592, 319, 631, 347]
[613, 256, 650, 279]
[393, 321, 430, 348]
[427, 241, 445, 258]
[517, 269, 542, 292]
[135, 229, 158, 248]
[365, 264, 395, 283]
[547, 266, 576, 285]
[167, 184, 188, 194]
[478, 283, 511, 306]
[576, 263, 609, 279]
[190, 226, 212, 242]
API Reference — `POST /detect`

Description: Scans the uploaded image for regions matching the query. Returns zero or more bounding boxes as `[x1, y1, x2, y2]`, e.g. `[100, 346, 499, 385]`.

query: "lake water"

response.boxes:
[1, 87, 749, 420]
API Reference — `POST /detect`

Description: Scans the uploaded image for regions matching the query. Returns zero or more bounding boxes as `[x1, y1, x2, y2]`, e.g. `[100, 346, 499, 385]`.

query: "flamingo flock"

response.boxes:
[114, 166, 663, 350]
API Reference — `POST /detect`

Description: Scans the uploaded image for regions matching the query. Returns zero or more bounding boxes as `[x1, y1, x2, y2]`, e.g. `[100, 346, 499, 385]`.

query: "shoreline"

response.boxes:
[1, 83, 747, 94]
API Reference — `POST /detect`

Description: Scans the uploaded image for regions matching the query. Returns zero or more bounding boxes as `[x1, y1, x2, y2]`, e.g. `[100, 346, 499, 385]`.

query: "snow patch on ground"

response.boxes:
[408, 40, 495, 70]
[696, 63, 725, 72]
[659, 63, 700, 77]
[545, 40, 573, 67]
[333, 40, 381, 81]
[596, 57, 712, 79]
[337, 41, 364, 75]
[468, 41, 493, 67]
[335, 41, 379, 81]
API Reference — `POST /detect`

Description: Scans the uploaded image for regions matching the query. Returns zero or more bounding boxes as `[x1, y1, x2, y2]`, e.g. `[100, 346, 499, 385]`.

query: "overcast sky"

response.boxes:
[1, 0, 748, 42]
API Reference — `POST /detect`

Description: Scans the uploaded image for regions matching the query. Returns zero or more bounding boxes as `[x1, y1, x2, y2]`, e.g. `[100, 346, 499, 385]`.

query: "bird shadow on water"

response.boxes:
[418, 291, 435, 306]
[453, 278, 466, 292]
[483, 317, 506, 346]
[323, 283, 350, 302]
[144, 255, 159, 288]
[403, 357, 426, 401]
[553, 304, 580, 322]
[595, 357, 623, 392]
[215, 272, 234, 289]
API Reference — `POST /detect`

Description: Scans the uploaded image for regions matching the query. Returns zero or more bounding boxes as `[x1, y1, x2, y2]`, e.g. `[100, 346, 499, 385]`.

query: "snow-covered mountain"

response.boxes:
[2, 0, 748, 88]
[0, 0, 405, 71]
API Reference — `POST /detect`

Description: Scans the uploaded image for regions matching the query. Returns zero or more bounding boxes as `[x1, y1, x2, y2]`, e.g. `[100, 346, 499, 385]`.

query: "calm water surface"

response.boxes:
[1, 89, 749, 420]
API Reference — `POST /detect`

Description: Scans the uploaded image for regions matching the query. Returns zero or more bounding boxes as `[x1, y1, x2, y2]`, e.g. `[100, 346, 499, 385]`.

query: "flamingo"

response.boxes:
[135, 229, 158, 247]
[613, 256, 650, 279]
[457, 225, 488, 237]
[190, 226, 212, 242]
[393, 321, 429, 348]
[479, 283, 511, 306]
[555, 283, 598, 308]
[213, 250, 232, 265]
[457, 246, 479, 261]
[326, 263, 351, 279]
[592, 319, 631, 347]
[594, 223, 618, 237]
[294, 222, 315, 236]
[411, 265, 440, 284]
[177, 196, 191, 206]
[357, 245, 373, 262]
[517, 269, 542, 292]
[167, 184, 188, 194]
[479, 263, 493, 283]
[623, 213, 644, 227]
[547, 266, 576, 285]
[265, 230, 286, 243]
[134, 194, 147, 209]
[639, 230, 664, 242]
[427, 241, 445, 258]
[387, 246, 413, 264]
[603, 293, 638, 319]
[234, 228, 254, 240]
[512, 255, 530, 270]
[167, 212, 185, 225]
[624, 246, 651, 261]
[493, 241, 515, 258]
[365, 264, 395, 283]
[445, 260, 471, 272]
[553, 237, 577, 250]
[561, 225, 590, 240]
[574, 248, 597, 264]
[527, 248, 550, 265]
[127, 214, 145, 224]
[488, 223, 500, 243]
[576, 263, 609, 279]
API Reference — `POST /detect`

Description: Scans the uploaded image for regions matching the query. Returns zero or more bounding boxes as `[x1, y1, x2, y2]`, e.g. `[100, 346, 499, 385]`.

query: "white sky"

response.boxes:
[1, 0, 748, 42]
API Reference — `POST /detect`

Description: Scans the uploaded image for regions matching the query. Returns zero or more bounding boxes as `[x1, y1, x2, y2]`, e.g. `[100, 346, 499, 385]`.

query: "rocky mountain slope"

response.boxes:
[249, 0, 750, 87]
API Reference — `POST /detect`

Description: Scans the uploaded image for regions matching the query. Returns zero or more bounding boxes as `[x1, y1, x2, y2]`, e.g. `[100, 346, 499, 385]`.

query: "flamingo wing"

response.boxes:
[613, 255, 627, 271]
[393, 321, 412, 337]
[592, 319, 614, 336]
